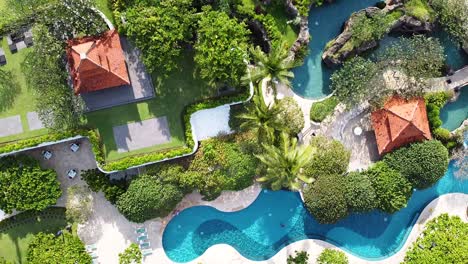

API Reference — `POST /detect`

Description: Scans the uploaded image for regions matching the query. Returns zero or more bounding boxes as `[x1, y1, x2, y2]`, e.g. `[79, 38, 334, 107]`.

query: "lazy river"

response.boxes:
[163, 155, 467, 263]
[440, 86, 468, 132]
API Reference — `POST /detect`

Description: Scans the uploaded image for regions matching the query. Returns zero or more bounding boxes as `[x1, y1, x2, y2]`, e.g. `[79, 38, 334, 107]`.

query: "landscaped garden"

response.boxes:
[0, 0, 467, 263]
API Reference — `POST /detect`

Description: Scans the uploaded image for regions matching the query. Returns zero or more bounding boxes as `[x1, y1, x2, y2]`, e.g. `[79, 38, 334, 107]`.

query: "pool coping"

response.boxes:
[160, 193, 468, 264]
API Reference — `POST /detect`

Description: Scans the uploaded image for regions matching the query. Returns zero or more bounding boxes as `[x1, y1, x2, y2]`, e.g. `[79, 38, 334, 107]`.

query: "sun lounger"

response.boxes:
[141, 249, 152, 257]
[135, 227, 146, 234]
[137, 235, 148, 241]
[86, 244, 97, 251]
[140, 241, 151, 249]
[90, 251, 98, 259]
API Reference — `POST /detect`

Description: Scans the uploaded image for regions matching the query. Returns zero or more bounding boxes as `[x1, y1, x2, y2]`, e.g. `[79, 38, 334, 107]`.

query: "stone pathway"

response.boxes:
[0, 115, 23, 137]
[191, 105, 232, 141]
[113, 117, 171, 153]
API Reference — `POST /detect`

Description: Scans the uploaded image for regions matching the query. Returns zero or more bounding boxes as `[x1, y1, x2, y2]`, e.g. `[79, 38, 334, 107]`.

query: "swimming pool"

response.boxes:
[440, 86, 468, 131]
[163, 157, 468, 262]
[292, 1, 468, 99]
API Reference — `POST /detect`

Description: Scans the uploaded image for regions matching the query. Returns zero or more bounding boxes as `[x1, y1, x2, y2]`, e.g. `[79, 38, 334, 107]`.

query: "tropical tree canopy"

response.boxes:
[0, 155, 61, 214]
[305, 136, 350, 179]
[343, 171, 378, 212]
[256, 132, 315, 191]
[317, 249, 349, 264]
[119, 243, 142, 264]
[275, 97, 304, 135]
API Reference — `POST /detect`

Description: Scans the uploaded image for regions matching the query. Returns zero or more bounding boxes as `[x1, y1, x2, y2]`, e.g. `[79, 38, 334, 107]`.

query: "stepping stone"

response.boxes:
[113, 117, 171, 152]
[27, 112, 45, 130]
[0, 115, 23, 137]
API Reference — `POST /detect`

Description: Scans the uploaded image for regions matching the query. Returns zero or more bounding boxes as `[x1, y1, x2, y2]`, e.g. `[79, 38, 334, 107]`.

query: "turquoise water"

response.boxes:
[292, 0, 381, 99]
[163, 158, 468, 262]
[441, 86, 468, 131]
[292, 1, 468, 99]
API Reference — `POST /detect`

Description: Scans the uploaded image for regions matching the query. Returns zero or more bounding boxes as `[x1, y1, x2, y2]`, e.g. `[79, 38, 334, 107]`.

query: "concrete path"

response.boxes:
[113, 117, 171, 152]
[191, 105, 232, 140]
[0, 115, 23, 137]
[27, 112, 45, 130]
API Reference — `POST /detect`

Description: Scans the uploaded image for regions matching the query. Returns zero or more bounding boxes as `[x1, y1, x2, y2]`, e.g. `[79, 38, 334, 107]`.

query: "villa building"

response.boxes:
[371, 96, 432, 155]
[67, 29, 130, 94]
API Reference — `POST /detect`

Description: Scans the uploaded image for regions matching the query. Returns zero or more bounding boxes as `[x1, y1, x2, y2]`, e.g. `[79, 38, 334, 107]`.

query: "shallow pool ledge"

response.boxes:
[166, 193, 468, 264]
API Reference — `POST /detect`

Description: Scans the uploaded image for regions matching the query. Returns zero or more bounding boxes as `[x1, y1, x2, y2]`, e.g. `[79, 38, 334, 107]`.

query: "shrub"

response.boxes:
[310, 96, 339, 122]
[303, 174, 348, 224]
[403, 214, 468, 263]
[27, 232, 91, 264]
[80, 169, 127, 204]
[366, 162, 412, 213]
[305, 136, 350, 178]
[383, 140, 449, 189]
[116, 175, 184, 222]
[276, 97, 304, 135]
[0, 155, 61, 214]
[405, 0, 436, 22]
[433, 127, 452, 142]
[119, 243, 142, 264]
[287, 250, 309, 264]
[343, 171, 377, 212]
[317, 249, 349, 264]
[430, 0, 468, 43]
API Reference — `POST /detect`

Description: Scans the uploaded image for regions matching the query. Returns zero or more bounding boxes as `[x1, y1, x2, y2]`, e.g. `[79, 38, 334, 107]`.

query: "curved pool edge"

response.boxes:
[159, 193, 468, 264]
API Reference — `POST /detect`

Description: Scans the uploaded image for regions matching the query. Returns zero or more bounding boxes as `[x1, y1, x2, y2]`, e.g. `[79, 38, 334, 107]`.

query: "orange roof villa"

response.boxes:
[371, 96, 432, 155]
[66, 29, 130, 94]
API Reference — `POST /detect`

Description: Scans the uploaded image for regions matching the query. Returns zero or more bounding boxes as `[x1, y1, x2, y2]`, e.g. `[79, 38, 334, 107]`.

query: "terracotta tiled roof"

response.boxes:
[67, 30, 130, 94]
[371, 96, 432, 155]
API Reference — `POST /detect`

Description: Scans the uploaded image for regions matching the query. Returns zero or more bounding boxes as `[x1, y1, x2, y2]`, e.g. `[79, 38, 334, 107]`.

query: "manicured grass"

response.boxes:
[86, 50, 214, 161]
[310, 96, 339, 122]
[0, 38, 48, 144]
[0, 208, 67, 264]
[94, 0, 116, 26]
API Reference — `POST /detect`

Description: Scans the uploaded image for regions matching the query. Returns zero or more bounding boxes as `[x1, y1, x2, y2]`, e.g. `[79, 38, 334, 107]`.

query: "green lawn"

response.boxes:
[86, 50, 214, 161]
[0, 209, 67, 264]
[94, 0, 115, 26]
[0, 38, 48, 144]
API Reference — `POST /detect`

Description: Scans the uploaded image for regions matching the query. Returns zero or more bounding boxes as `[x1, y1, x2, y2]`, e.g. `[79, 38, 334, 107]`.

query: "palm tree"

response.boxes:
[242, 41, 298, 91]
[237, 86, 282, 144]
[255, 132, 315, 191]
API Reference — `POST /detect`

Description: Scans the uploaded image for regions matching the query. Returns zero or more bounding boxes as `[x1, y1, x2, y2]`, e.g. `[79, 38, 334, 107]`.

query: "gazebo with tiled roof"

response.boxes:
[371, 96, 432, 155]
[67, 29, 130, 94]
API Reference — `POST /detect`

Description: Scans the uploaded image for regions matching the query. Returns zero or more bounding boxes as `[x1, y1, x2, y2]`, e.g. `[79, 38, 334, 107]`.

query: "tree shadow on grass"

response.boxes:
[0, 70, 21, 113]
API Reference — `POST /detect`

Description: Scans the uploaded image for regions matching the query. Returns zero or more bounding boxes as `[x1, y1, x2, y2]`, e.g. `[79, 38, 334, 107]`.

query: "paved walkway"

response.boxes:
[428, 65, 468, 92]
[0, 115, 23, 137]
[191, 105, 232, 140]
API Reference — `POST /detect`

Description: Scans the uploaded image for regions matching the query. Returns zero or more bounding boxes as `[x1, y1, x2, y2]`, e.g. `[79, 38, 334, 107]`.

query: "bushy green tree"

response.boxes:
[26, 232, 91, 264]
[0, 155, 61, 214]
[366, 162, 412, 213]
[383, 140, 448, 189]
[330, 57, 379, 107]
[343, 171, 377, 212]
[256, 132, 315, 191]
[80, 169, 127, 204]
[404, 214, 468, 263]
[287, 250, 309, 264]
[195, 6, 250, 86]
[430, 0, 468, 43]
[305, 136, 350, 179]
[66, 185, 93, 224]
[119, 243, 142, 264]
[317, 249, 349, 264]
[276, 97, 304, 135]
[303, 174, 348, 224]
[124, 0, 195, 74]
[116, 175, 184, 222]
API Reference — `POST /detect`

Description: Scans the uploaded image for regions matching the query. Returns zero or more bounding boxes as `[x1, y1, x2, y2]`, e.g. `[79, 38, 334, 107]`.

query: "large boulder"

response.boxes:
[390, 15, 434, 34]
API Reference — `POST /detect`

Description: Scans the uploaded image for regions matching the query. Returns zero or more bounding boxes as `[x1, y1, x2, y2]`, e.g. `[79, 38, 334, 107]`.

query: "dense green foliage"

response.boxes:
[294, 0, 323, 17]
[430, 0, 468, 43]
[0, 69, 20, 113]
[119, 243, 142, 264]
[310, 96, 339, 122]
[343, 171, 377, 212]
[66, 185, 93, 224]
[305, 136, 350, 178]
[116, 174, 184, 223]
[303, 174, 348, 224]
[195, 6, 250, 86]
[330, 57, 379, 107]
[405, 0, 435, 22]
[0, 155, 61, 214]
[124, 0, 195, 74]
[287, 250, 309, 264]
[276, 97, 304, 135]
[256, 132, 315, 191]
[317, 249, 349, 264]
[366, 162, 412, 213]
[404, 214, 468, 263]
[350, 11, 400, 47]
[80, 169, 127, 204]
[26, 232, 91, 264]
[383, 140, 449, 189]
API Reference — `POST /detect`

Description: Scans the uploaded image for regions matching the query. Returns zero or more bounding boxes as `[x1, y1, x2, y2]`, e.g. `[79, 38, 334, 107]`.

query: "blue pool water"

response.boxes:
[163, 159, 468, 262]
[441, 86, 468, 131]
[292, 0, 381, 99]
